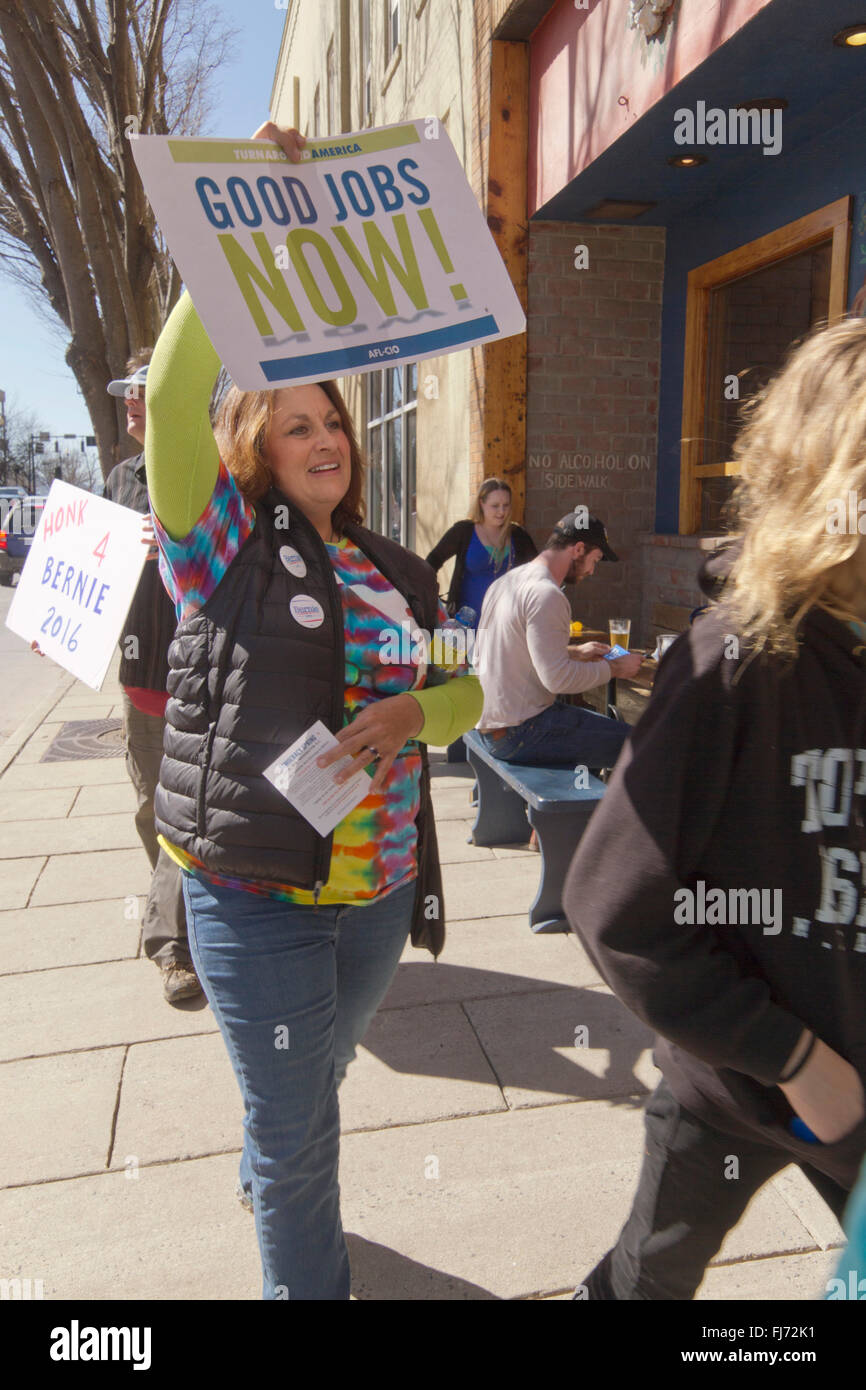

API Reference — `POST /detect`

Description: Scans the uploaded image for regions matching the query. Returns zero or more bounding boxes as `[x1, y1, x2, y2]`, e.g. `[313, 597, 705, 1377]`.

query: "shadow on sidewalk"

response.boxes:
[346, 1234, 500, 1299]
[374, 963, 654, 1104]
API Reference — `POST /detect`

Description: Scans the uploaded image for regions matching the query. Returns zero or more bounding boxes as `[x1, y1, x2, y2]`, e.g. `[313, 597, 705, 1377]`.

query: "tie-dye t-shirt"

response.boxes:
[153, 463, 461, 906]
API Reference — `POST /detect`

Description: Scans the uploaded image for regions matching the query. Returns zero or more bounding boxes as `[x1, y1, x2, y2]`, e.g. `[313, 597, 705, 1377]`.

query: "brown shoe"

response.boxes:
[160, 961, 202, 1004]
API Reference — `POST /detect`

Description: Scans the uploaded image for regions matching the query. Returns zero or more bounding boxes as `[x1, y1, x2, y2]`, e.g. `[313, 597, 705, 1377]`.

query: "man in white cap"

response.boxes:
[104, 353, 201, 1003]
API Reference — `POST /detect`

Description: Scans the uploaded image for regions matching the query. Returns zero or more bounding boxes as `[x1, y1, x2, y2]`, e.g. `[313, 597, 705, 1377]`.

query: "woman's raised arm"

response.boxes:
[145, 124, 305, 541]
[144, 291, 222, 540]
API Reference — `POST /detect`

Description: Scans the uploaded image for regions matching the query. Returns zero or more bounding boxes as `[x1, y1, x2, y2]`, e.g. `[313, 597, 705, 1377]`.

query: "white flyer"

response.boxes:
[263, 720, 372, 836]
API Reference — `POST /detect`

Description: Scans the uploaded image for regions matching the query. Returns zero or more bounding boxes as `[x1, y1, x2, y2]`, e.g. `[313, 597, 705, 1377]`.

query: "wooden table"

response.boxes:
[567, 642, 658, 724]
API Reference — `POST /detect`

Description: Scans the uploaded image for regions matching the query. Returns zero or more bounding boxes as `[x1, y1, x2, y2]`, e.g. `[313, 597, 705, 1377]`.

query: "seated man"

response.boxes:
[474, 510, 643, 771]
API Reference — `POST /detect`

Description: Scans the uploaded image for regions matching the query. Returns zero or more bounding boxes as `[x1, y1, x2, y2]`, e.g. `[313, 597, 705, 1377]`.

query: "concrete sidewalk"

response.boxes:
[0, 665, 846, 1300]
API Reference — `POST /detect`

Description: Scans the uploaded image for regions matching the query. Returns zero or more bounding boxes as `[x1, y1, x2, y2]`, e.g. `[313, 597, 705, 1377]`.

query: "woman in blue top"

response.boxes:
[426, 478, 537, 761]
[425, 477, 537, 622]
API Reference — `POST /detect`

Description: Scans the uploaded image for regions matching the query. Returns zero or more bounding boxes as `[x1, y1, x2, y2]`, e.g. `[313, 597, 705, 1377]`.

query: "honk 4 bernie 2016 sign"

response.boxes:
[5, 481, 147, 690]
[131, 120, 526, 388]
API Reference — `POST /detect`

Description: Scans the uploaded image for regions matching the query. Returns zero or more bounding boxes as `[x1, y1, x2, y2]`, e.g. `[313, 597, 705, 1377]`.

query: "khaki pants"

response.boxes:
[121, 692, 191, 968]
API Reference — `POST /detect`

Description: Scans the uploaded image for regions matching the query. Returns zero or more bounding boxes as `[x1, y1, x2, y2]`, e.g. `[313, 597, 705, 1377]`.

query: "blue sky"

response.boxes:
[0, 2, 288, 440]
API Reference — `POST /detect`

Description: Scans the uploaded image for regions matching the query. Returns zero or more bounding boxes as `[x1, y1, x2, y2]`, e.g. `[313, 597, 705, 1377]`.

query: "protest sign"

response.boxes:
[5, 480, 148, 691]
[131, 120, 525, 389]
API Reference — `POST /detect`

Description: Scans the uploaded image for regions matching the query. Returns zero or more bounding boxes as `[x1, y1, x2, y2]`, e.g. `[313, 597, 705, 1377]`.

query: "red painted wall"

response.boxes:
[529, 0, 773, 215]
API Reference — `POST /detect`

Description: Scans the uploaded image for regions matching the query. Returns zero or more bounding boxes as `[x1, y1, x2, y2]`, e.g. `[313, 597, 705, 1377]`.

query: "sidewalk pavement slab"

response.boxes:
[110, 1035, 242, 1170]
[2, 856, 47, 909]
[0, 1154, 259, 1301]
[463, 984, 659, 1108]
[337, 1104, 824, 1300]
[770, 1165, 845, 1249]
[110, 1007, 508, 1171]
[0, 958, 216, 1061]
[47, 703, 117, 721]
[339, 1001, 507, 1132]
[0, 788, 77, 821]
[434, 856, 536, 921]
[49, 692, 117, 711]
[0, 813, 140, 859]
[70, 783, 138, 817]
[0, 760, 128, 790]
[379, 916, 604, 1010]
[433, 816, 534, 864]
[0, 1049, 124, 1187]
[697, 1247, 839, 1300]
[0, 899, 142, 974]
[30, 847, 151, 906]
[0, 1100, 840, 1301]
[428, 787, 482, 821]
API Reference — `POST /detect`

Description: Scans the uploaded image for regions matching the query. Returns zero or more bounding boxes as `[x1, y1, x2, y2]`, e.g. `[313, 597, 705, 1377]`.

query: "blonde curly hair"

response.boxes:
[719, 316, 866, 657]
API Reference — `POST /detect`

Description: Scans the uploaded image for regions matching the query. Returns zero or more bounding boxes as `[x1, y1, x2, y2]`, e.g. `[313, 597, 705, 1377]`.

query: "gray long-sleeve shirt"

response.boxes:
[475, 560, 610, 730]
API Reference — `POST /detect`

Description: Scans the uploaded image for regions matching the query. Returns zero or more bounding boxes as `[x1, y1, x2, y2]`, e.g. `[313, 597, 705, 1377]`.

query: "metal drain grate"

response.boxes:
[41, 719, 125, 762]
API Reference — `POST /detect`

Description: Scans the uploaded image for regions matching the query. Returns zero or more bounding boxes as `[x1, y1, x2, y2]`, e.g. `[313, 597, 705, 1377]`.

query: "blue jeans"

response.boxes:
[479, 698, 630, 771]
[183, 874, 415, 1300]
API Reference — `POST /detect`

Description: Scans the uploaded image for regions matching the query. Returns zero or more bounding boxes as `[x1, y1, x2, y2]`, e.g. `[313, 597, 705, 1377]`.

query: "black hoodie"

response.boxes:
[563, 598, 866, 1185]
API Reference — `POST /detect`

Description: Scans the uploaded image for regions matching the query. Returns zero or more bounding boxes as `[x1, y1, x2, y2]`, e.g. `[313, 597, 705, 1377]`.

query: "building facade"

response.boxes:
[271, 0, 866, 644]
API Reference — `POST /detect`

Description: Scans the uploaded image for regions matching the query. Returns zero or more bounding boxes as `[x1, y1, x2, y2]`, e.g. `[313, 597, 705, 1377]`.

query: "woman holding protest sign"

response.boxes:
[143, 122, 482, 1300]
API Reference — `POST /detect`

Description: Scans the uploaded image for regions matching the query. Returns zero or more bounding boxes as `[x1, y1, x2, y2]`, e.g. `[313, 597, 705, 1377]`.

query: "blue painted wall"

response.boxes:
[656, 101, 866, 532]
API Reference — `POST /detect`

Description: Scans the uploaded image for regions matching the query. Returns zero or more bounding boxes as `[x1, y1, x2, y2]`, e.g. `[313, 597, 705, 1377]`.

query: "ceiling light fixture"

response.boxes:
[833, 24, 866, 46]
[667, 154, 707, 168]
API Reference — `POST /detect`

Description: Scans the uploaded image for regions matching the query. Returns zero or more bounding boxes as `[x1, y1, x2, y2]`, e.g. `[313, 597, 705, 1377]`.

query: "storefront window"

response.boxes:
[366, 366, 417, 547]
[679, 197, 851, 534]
[700, 243, 832, 531]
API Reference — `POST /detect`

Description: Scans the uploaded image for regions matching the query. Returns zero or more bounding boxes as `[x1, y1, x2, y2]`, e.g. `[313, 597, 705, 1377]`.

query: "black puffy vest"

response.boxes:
[154, 487, 446, 955]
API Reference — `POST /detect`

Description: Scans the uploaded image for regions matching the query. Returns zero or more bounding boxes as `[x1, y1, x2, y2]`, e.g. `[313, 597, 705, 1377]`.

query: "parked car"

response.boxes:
[0, 486, 28, 528]
[0, 496, 47, 586]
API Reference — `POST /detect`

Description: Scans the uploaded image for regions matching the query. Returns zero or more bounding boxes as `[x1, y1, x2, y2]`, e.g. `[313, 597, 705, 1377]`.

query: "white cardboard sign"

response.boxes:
[5, 480, 148, 691]
[131, 120, 526, 389]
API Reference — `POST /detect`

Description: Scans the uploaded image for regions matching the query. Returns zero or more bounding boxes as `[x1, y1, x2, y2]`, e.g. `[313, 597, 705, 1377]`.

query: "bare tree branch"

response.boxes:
[0, 0, 238, 476]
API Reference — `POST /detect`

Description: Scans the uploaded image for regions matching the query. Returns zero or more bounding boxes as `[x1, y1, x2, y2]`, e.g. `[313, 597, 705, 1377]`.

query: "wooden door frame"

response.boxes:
[678, 196, 852, 534]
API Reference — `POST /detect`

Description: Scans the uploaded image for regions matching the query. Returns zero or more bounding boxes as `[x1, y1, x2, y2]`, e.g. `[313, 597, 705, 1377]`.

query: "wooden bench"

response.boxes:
[462, 729, 606, 934]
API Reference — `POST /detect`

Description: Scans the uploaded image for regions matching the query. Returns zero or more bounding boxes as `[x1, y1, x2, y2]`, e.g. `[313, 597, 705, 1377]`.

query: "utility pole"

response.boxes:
[0, 390, 7, 485]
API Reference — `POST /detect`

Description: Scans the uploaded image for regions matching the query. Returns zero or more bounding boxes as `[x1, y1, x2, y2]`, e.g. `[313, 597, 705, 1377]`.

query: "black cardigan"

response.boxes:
[425, 519, 538, 615]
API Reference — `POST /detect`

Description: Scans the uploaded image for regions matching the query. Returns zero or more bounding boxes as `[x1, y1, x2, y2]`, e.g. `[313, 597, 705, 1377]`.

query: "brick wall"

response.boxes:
[636, 533, 720, 642]
[524, 221, 665, 643]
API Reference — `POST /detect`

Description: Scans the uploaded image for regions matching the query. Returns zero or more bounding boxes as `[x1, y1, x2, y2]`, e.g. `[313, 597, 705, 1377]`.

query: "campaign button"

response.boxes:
[279, 545, 306, 578]
[290, 594, 325, 629]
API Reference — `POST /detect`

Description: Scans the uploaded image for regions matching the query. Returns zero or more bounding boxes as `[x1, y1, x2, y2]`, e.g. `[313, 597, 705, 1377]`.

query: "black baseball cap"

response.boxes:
[553, 511, 619, 562]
